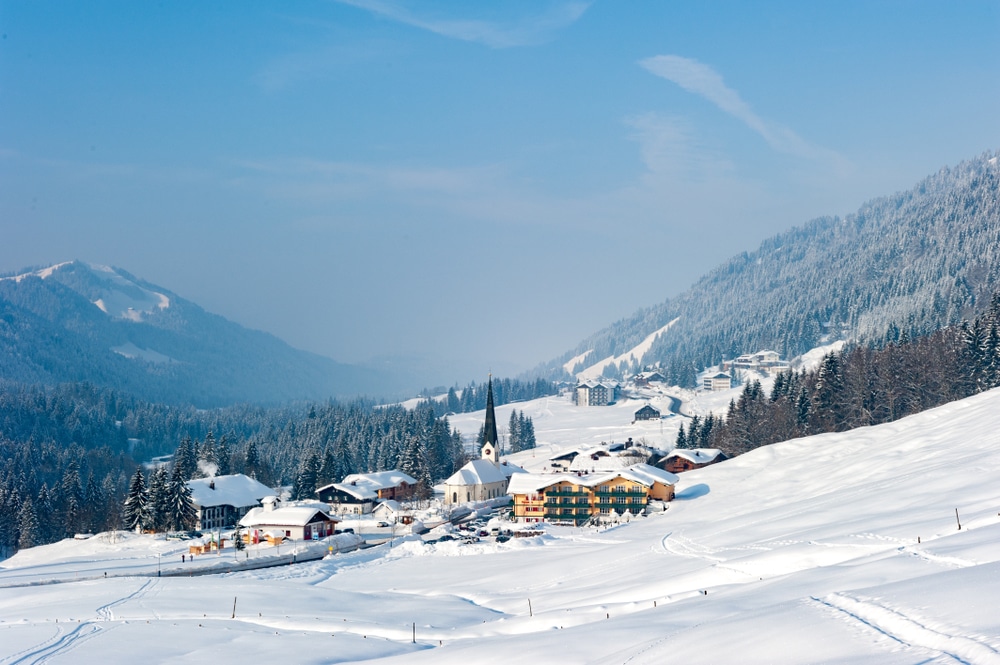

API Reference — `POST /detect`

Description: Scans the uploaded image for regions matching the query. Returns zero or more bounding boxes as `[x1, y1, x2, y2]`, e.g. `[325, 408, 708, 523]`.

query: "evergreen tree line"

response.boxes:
[0, 382, 492, 555]
[440, 377, 556, 415]
[122, 464, 197, 534]
[678, 294, 1000, 457]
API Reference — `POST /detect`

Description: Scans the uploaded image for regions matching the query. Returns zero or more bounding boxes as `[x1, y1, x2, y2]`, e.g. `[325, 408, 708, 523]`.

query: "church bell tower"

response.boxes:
[481, 375, 500, 465]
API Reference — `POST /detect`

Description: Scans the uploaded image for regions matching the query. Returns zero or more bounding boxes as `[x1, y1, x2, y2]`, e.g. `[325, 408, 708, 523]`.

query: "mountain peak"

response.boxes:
[2, 260, 172, 323]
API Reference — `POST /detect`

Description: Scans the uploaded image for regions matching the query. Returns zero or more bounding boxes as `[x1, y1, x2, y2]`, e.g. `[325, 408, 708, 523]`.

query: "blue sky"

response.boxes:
[1, 1, 998, 385]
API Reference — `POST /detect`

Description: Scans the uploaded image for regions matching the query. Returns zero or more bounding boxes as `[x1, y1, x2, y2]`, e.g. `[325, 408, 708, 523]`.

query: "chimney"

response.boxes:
[209, 479, 215, 490]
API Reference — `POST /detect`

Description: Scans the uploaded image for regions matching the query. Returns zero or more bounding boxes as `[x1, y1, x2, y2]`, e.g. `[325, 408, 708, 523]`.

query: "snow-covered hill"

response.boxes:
[3, 386, 1000, 663]
[0, 260, 388, 405]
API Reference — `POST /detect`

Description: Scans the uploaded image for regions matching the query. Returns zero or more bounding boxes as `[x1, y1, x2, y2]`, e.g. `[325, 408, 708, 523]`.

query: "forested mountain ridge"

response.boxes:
[0, 261, 386, 406]
[538, 151, 1000, 385]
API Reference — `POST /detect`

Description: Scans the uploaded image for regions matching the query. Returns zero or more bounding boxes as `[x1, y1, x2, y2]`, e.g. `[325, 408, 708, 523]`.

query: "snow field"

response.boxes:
[2, 387, 1000, 662]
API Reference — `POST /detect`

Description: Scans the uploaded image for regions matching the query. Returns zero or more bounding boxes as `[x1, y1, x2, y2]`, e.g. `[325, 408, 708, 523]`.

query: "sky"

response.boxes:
[1, 1, 998, 386]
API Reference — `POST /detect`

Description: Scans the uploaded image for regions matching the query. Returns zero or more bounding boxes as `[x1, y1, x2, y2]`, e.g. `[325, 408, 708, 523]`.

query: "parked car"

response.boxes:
[376, 521, 391, 528]
[495, 534, 511, 543]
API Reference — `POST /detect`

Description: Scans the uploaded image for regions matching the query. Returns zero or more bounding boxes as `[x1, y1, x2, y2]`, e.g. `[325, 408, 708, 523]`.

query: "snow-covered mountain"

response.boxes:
[0, 261, 388, 406]
[539, 150, 1000, 385]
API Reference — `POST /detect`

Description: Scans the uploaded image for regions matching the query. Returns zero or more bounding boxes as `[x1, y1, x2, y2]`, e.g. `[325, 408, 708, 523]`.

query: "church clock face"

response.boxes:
[485, 448, 492, 456]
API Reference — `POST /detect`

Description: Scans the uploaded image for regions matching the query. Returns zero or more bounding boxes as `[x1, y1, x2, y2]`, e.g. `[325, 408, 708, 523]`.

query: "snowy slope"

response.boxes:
[3, 388, 1000, 663]
[575, 318, 679, 381]
[1, 261, 171, 321]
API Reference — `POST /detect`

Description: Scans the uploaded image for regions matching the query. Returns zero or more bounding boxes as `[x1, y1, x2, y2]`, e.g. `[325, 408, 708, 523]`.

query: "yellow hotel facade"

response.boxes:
[508, 463, 679, 525]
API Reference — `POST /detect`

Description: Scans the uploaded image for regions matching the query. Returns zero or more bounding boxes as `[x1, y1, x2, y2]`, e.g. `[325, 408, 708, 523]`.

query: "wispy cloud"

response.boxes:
[335, 0, 590, 48]
[639, 54, 841, 164]
[625, 112, 734, 179]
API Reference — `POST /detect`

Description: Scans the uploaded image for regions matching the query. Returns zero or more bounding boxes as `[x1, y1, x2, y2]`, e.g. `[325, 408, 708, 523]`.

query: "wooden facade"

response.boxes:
[511, 465, 677, 525]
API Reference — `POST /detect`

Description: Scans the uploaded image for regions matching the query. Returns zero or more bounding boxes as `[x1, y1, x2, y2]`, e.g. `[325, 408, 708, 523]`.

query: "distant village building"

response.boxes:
[239, 496, 338, 543]
[443, 376, 526, 505]
[721, 350, 788, 374]
[703, 372, 732, 392]
[575, 381, 619, 406]
[658, 449, 728, 474]
[509, 464, 678, 525]
[634, 405, 661, 421]
[186, 473, 274, 531]
[633, 371, 666, 387]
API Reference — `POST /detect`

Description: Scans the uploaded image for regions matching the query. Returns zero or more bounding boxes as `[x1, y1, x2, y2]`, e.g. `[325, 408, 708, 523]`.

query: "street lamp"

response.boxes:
[157, 552, 161, 577]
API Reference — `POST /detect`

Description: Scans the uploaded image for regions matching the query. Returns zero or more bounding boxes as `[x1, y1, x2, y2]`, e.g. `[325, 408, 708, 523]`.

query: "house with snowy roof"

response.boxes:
[657, 448, 728, 474]
[443, 376, 526, 505]
[721, 350, 788, 375]
[371, 499, 414, 525]
[186, 473, 275, 531]
[575, 381, 619, 406]
[338, 470, 418, 502]
[703, 372, 732, 392]
[633, 371, 665, 387]
[634, 404, 661, 421]
[315, 481, 378, 515]
[239, 496, 338, 543]
[509, 463, 679, 524]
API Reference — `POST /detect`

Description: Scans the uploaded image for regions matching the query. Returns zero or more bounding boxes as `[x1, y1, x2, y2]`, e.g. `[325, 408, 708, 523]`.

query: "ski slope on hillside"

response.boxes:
[2, 388, 1000, 663]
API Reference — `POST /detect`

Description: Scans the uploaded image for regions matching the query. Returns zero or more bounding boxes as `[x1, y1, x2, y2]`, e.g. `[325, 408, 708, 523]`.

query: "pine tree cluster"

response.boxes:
[698, 294, 1000, 456]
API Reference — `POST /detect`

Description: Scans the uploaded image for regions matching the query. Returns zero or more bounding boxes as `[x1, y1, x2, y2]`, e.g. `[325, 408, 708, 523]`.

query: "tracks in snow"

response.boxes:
[813, 593, 1000, 665]
[0, 623, 103, 665]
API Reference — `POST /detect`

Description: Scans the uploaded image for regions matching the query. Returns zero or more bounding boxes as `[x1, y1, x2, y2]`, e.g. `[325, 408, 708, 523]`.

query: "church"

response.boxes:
[442, 376, 525, 505]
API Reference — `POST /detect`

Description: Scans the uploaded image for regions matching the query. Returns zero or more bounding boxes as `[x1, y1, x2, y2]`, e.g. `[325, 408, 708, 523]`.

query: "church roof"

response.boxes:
[445, 459, 509, 486]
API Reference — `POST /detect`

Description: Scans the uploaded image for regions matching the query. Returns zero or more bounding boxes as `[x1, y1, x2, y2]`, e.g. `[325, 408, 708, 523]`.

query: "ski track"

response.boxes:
[95, 579, 155, 621]
[813, 593, 1000, 665]
[0, 623, 103, 665]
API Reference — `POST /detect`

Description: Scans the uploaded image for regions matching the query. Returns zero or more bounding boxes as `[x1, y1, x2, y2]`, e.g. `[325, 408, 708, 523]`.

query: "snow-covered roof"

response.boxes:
[508, 464, 678, 495]
[341, 470, 417, 492]
[444, 460, 509, 486]
[239, 504, 336, 528]
[595, 463, 679, 488]
[708, 372, 732, 380]
[667, 448, 725, 464]
[373, 499, 403, 514]
[186, 474, 274, 510]
[316, 482, 378, 501]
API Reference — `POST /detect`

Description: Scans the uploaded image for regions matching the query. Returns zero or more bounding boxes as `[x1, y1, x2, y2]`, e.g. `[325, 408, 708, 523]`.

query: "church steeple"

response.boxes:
[481, 374, 500, 464]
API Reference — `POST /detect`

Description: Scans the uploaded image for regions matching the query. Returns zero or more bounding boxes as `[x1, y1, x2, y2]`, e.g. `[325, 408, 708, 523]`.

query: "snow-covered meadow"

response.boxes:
[2, 384, 1000, 663]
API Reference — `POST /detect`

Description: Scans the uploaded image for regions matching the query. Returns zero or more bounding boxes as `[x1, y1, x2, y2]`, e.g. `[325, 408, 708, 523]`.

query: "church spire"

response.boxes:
[481, 374, 500, 464]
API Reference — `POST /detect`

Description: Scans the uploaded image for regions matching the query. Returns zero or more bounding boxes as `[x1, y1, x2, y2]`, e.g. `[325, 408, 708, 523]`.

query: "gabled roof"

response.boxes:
[667, 448, 725, 464]
[594, 463, 679, 488]
[239, 503, 337, 528]
[444, 459, 508, 486]
[340, 470, 417, 493]
[316, 482, 378, 501]
[708, 372, 732, 380]
[508, 463, 678, 495]
[373, 499, 403, 514]
[186, 474, 274, 510]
